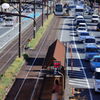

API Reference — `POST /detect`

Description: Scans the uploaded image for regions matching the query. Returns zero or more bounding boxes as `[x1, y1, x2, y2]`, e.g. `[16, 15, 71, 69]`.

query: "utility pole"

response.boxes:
[33, 0, 36, 38]
[42, 0, 44, 26]
[18, 0, 21, 57]
[47, 0, 48, 19]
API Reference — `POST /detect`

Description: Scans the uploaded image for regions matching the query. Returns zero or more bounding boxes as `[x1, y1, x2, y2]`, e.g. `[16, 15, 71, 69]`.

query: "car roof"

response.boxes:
[95, 68, 100, 72]
[93, 55, 100, 58]
[85, 36, 95, 39]
[80, 32, 89, 35]
[92, 14, 99, 17]
[86, 44, 97, 48]
[79, 23, 87, 25]
[76, 15, 84, 19]
[80, 31, 89, 33]
[77, 27, 87, 29]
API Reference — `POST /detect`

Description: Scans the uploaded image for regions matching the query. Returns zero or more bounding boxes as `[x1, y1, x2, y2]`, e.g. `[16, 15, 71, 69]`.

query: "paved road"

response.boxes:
[60, 0, 100, 100]
[0, 9, 42, 51]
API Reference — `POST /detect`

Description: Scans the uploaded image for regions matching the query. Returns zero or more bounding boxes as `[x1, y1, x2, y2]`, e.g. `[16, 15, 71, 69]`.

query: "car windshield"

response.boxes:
[80, 33, 89, 36]
[77, 20, 85, 23]
[93, 58, 100, 62]
[56, 5, 63, 12]
[75, 9, 84, 12]
[78, 28, 86, 30]
[95, 72, 100, 79]
[5, 19, 13, 21]
[79, 24, 86, 27]
[85, 39, 95, 43]
[86, 48, 98, 52]
[93, 16, 98, 18]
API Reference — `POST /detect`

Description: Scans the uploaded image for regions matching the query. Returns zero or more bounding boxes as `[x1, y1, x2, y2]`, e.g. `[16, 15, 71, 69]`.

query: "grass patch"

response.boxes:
[28, 14, 54, 49]
[0, 57, 24, 100]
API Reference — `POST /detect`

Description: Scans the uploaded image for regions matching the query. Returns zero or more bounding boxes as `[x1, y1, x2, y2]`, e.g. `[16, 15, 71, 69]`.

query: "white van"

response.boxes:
[5, 17, 14, 26]
[93, 68, 100, 92]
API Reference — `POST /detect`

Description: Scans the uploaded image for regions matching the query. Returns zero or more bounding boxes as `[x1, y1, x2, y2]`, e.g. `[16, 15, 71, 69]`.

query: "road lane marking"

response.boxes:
[60, 19, 65, 42]
[72, 19, 93, 100]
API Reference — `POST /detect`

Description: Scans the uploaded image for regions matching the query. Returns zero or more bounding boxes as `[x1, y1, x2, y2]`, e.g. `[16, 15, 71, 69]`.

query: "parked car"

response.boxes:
[93, 68, 100, 92]
[79, 31, 89, 41]
[90, 55, 100, 71]
[85, 44, 100, 60]
[91, 14, 99, 23]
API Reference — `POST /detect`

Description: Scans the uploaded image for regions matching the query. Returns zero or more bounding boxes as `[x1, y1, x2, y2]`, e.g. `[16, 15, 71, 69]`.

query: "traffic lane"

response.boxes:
[87, 19, 100, 100]
[71, 17, 97, 100]
[65, 16, 93, 99]
[75, 14, 100, 100]
[88, 23, 100, 47]
[87, 15, 100, 46]
[60, 17, 74, 43]
[0, 27, 11, 36]
[69, 35, 93, 100]
[71, 4, 100, 100]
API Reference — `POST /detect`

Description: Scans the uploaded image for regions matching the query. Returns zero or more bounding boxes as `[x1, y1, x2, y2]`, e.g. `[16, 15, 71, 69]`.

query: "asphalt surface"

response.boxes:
[61, 1, 100, 100]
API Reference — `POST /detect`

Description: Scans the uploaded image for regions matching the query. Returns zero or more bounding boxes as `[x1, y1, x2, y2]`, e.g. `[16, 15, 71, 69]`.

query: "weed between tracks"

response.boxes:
[28, 14, 54, 49]
[0, 57, 24, 100]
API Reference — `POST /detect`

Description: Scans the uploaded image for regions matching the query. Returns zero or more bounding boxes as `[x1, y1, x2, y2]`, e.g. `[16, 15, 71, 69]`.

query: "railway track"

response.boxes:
[5, 16, 61, 100]
[0, 15, 46, 75]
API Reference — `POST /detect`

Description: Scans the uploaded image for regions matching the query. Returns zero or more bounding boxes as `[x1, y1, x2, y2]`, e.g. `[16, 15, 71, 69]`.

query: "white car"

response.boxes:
[93, 68, 100, 92]
[84, 36, 96, 47]
[78, 23, 87, 28]
[74, 15, 84, 23]
[79, 32, 89, 41]
[76, 27, 87, 35]
[85, 44, 100, 60]
[75, 15, 84, 19]
[91, 14, 99, 23]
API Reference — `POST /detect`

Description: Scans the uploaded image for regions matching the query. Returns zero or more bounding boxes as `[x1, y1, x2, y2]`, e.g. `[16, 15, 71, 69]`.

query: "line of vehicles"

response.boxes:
[74, 6, 100, 92]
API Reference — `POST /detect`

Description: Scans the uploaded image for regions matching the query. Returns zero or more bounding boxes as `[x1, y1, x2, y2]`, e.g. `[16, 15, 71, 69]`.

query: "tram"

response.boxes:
[75, 5, 84, 16]
[54, 3, 64, 16]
